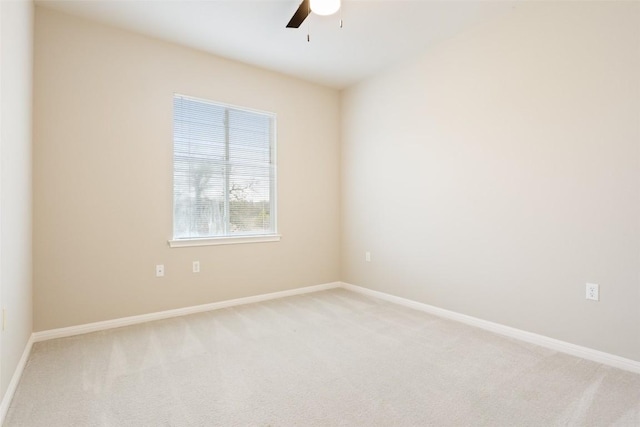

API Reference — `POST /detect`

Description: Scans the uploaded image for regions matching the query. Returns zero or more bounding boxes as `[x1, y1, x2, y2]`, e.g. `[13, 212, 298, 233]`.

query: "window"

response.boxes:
[170, 94, 278, 246]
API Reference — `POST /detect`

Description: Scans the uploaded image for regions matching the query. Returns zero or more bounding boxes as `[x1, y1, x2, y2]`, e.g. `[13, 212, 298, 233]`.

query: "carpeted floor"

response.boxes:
[5, 288, 640, 426]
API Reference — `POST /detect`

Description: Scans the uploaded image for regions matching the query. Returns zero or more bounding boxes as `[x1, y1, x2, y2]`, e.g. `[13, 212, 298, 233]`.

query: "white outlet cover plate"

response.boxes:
[586, 283, 599, 301]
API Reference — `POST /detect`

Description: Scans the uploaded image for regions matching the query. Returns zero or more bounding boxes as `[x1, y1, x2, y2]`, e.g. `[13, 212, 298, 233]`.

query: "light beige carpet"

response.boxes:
[5, 288, 640, 426]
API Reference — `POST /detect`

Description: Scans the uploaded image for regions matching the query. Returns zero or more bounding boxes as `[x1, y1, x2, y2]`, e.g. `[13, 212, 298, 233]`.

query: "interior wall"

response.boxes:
[341, 2, 640, 361]
[0, 0, 34, 398]
[33, 7, 341, 331]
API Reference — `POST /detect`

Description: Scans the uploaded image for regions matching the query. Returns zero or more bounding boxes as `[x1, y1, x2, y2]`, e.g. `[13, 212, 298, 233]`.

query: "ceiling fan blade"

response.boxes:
[286, 0, 310, 28]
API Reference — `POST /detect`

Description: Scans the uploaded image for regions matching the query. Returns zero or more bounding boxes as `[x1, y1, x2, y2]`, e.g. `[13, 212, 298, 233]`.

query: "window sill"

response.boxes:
[168, 234, 281, 248]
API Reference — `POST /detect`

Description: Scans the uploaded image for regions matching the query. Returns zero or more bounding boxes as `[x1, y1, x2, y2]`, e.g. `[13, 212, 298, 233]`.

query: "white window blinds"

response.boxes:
[173, 94, 276, 240]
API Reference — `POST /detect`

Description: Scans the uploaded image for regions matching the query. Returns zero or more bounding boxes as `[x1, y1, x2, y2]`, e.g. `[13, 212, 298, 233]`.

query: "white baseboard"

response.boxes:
[341, 282, 640, 375]
[33, 282, 341, 342]
[4, 278, 637, 425]
[0, 333, 34, 426]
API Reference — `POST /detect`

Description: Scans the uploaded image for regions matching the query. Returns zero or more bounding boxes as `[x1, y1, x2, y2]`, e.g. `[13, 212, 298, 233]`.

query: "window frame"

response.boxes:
[168, 94, 279, 248]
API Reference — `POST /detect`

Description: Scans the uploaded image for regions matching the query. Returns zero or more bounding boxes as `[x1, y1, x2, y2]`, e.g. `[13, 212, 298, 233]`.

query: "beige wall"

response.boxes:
[33, 7, 341, 331]
[0, 0, 33, 398]
[341, 2, 640, 361]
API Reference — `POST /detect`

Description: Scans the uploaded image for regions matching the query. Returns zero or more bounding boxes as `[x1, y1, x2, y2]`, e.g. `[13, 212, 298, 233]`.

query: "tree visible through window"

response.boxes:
[173, 95, 276, 240]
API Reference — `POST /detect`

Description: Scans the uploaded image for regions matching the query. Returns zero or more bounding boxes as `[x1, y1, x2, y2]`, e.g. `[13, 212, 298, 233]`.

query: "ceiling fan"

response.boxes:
[286, 0, 341, 28]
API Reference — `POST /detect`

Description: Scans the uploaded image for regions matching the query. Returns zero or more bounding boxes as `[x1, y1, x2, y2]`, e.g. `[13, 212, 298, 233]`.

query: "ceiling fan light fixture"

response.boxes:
[310, 0, 341, 16]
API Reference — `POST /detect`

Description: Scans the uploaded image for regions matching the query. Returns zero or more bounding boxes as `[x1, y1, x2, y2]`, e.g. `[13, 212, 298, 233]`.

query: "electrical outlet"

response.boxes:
[586, 283, 599, 301]
[193, 261, 200, 273]
[365, 251, 371, 262]
[156, 264, 165, 277]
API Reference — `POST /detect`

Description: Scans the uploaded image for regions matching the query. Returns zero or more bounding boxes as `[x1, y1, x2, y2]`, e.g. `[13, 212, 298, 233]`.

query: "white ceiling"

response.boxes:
[36, 0, 520, 89]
